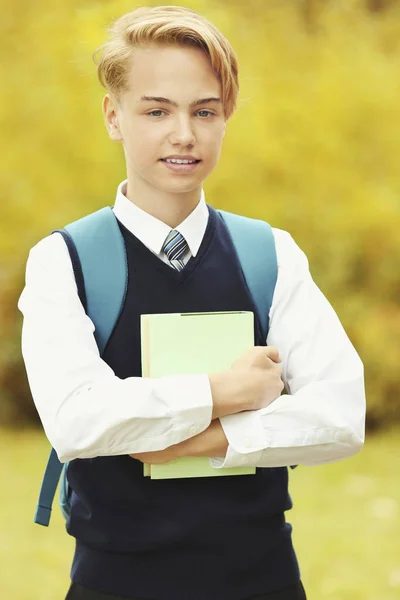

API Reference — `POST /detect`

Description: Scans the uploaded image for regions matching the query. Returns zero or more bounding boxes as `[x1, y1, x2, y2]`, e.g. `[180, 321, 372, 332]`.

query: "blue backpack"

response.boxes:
[34, 206, 278, 527]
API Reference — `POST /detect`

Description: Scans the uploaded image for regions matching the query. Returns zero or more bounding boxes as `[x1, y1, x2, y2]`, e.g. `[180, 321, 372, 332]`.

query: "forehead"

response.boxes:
[124, 44, 221, 98]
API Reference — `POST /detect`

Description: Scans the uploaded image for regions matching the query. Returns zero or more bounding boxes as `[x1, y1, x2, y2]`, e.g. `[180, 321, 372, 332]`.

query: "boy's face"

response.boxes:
[103, 44, 227, 196]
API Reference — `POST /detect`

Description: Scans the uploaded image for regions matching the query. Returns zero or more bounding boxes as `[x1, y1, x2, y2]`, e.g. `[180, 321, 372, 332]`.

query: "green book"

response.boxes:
[141, 311, 256, 480]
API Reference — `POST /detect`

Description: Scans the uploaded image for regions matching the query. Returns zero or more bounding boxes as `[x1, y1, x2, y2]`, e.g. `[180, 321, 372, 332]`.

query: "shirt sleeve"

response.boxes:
[17, 233, 213, 463]
[209, 229, 366, 469]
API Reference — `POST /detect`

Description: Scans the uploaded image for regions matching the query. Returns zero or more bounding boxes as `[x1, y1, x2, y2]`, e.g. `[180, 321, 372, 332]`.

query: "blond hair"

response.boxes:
[93, 5, 239, 120]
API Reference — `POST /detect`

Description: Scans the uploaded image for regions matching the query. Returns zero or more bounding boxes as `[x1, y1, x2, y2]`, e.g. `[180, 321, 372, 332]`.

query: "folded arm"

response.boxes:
[19, 229, 365, 468]
[18, 234, 215, 463]
[209, 230, 366, 469]
[18, 233, 254, 464]
[130, 419, 228, 464]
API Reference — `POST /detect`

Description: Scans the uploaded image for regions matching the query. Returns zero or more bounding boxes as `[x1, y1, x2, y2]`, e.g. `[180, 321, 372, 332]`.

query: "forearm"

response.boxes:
[176, 419, 228, 458]
[211, 376, 365, 470]
[130, 420, 228, 464]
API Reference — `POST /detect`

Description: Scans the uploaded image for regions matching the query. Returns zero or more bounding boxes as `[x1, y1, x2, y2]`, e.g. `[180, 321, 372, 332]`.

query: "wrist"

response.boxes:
[179, 421, 228, 458]
[209, 371, 249, 419]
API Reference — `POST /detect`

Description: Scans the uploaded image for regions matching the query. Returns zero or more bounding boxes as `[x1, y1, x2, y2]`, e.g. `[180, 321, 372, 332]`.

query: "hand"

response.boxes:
[231, 345, 281, 370]
[231, 346, 284, 411]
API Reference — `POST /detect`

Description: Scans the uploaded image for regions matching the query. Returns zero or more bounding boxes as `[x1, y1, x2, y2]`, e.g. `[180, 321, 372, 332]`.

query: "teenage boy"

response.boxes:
[18, 6, 366, 600]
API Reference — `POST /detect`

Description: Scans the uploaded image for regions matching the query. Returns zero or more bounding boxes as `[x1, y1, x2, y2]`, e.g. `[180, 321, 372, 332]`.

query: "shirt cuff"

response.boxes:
[208, 412, 265, 468]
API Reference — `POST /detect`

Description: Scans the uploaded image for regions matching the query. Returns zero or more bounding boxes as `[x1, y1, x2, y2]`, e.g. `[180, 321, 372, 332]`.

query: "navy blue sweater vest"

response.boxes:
[66, 205, 300, 600]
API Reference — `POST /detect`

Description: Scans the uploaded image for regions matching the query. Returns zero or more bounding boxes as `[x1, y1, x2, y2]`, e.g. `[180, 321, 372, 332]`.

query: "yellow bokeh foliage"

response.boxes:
[1, 0, 399, 427]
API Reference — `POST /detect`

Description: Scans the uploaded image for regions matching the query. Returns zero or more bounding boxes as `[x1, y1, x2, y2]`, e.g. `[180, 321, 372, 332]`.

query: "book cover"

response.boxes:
[141, 311, 256, 480]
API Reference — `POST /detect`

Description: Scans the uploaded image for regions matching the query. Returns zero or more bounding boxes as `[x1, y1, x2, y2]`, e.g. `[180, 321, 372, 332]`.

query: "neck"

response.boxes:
[124, 176, 202, 229]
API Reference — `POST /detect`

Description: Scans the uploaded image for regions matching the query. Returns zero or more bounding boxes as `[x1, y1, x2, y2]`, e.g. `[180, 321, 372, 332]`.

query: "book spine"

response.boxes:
[140, 316, 151, 377]
[141, 315, 151, 477]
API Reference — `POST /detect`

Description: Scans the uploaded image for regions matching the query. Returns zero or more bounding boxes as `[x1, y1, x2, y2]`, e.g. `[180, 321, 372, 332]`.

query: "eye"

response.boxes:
[147, 109, 214, 118]
[147, 110, 166, 117]
[197, 110, 214, 118]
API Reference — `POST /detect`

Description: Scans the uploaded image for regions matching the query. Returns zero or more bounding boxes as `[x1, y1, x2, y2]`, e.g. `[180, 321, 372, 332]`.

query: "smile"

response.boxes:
[160, 159, 201, 173]
[164, 158, 198, 164]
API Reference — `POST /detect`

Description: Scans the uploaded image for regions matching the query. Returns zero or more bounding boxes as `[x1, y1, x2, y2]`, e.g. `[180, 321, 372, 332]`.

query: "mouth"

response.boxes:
[160, 158, 202, 173]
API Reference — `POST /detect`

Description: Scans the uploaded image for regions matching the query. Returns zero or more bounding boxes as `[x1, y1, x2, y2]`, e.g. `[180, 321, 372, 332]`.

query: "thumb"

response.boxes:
[263, 346, 281, 364]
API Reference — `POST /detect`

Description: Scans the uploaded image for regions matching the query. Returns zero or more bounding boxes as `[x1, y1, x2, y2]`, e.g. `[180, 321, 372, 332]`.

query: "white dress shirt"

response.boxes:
[18, 179, 366, 467]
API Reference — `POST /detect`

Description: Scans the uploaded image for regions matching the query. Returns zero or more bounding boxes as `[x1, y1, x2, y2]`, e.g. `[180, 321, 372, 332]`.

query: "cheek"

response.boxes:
[125, 125, 160, 162]
[205, 129, 225, 158]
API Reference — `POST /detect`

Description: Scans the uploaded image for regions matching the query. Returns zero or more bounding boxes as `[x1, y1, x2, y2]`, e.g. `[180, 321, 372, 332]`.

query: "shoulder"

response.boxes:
[23, 232, 75, 291]
[27, 231, 71, 267]
[271, 227, 309, 270]
[26, 206, 110, 267]
[218, 210, 310, 272]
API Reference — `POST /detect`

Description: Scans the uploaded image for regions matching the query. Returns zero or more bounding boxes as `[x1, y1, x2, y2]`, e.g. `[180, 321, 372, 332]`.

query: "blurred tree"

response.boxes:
[366, 0, 397, 12]
[1, 0, 399, 429]
[299, 0, 326, 32]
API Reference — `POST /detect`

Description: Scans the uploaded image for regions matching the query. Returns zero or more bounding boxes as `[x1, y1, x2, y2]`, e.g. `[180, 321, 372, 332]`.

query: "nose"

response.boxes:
[169, 114, 196, 147]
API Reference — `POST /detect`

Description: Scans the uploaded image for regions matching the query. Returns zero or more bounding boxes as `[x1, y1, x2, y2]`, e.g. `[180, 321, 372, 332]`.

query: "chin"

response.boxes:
[167, 186, 201, 195]
[158, 179, 203, 194]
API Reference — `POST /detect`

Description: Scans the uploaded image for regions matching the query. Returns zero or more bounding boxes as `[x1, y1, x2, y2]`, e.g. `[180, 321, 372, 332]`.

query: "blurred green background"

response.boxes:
[1, 0, 399, 598]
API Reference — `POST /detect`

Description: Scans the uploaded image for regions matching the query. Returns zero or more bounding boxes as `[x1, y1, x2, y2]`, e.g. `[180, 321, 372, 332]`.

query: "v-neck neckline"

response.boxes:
[116, 204, 217, 284]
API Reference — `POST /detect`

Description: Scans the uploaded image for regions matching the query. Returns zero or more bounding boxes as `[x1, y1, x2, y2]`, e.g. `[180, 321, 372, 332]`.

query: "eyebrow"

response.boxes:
[138, 95, 222, 108]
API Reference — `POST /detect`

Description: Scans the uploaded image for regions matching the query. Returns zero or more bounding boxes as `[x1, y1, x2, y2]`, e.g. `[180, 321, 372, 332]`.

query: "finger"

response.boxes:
[263, 346, 281, 363]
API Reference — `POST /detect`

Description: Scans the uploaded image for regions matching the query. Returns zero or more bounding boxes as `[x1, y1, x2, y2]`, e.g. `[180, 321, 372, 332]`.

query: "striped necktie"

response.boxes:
[162, 229, 189, 272]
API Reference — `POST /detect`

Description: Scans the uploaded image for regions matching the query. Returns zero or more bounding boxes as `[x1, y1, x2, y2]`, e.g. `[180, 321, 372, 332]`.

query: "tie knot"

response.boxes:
[162, 230, 188, 263]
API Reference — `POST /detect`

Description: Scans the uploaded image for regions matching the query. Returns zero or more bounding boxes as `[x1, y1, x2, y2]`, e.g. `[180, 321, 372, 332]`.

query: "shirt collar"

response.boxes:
[112, 179, 209, 257]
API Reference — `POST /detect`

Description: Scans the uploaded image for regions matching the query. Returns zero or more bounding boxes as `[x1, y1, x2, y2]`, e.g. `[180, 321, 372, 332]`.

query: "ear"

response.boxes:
[102, 94, 123, 142]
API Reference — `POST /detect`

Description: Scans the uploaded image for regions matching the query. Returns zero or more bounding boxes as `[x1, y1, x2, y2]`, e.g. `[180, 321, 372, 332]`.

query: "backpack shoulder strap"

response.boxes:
[217, 209, 277, 340]
[34, 447, 66, 526]
[64, 206, 128, 355]
[34, 206, 128, 526]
